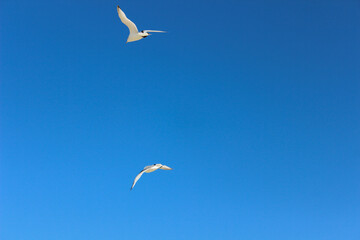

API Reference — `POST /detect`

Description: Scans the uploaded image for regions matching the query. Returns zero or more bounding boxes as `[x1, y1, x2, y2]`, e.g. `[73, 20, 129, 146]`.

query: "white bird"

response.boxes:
[131, 164, 172, 190]
[117, 6, 166, 43]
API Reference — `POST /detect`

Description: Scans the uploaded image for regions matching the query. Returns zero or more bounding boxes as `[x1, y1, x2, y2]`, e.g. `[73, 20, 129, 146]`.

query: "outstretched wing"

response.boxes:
[131, 170, 145, 190]
[143, 30, 166, 33]
[117, 6, 138, 34]
[160, 165, 172, 170]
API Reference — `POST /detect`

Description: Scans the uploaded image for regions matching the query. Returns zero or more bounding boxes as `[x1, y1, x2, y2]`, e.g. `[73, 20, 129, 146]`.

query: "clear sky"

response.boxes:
[1, 0, 360, 239]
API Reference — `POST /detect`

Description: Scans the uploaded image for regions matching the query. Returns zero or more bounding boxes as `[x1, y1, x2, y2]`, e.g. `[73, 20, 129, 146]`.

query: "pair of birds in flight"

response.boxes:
[117, 6, 165, 43]
[117, 5, 171, 189]
[117, 6, 171, 189]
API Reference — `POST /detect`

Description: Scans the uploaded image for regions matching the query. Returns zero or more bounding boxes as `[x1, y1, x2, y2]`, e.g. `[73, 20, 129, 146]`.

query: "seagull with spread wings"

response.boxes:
[117, 6, 166, 43]
[131, 164, 172, 190]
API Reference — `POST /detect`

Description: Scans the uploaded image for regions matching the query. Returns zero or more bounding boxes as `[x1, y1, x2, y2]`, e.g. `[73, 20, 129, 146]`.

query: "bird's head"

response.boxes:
[140, 31, 150, 38]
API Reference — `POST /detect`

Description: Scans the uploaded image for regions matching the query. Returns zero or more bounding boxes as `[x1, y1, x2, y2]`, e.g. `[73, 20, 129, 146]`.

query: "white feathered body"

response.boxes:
[117, 6, 165, 43]
[127, 32, 149, 43]
[131, 164, 172, 190]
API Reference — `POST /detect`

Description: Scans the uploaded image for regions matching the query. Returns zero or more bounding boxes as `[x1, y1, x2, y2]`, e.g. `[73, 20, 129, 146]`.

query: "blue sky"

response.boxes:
[1, 0, 359, 239]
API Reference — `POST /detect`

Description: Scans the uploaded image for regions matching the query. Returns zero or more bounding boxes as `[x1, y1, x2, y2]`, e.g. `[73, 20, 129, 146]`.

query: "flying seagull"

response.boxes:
[117, 6, 166, 43]
[131, 164, 172, 190]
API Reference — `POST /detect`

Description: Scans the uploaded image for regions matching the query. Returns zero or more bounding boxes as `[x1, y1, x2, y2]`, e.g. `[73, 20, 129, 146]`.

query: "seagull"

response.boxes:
[117, 6, 166, 43]
[131, 164, 172, 190]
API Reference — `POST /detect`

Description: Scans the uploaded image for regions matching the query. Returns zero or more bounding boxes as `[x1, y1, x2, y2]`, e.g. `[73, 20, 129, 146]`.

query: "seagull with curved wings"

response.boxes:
[117, 6, 166, 43]
[131, 164, 172, 190]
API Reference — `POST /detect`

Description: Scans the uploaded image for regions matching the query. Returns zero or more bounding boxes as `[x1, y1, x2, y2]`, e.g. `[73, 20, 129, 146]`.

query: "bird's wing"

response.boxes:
[131, 170, 145, 190]
[144, 165, 156, 170]
[143, 30, 166, 33]
[160, 165, 172, 170]
[117, 6, 138, 34]
[143, 164, 160, 173]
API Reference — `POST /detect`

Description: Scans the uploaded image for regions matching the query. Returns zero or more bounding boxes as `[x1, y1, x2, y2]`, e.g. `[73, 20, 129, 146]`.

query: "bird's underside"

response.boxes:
[131, 164, 172, 190]
[117, 6, 166, 43]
